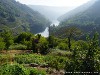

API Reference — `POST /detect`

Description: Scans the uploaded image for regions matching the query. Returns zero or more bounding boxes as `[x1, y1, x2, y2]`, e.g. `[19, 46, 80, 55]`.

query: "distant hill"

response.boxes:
[58, 0, 96, 21]
[51, 0, 100, 38]
[0, 0, 50, 34]
[28, 5, 75, 22]
[59, 0, 100, 27]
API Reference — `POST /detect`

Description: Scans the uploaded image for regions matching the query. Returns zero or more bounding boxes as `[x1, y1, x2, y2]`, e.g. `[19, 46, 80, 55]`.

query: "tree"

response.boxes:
[65, 47, 81, 75]
[0, 30, 13, 50]
[65, 26, 82, 50]
[48, 35, 59, 49]
[32, 34, 41, 53]
[81, 32, 100, 72]
[56, 26, 81, 50]
[39, 37, 49, 54]
[15, 32, 32, 44]
[14, 32, 33, 49]
[50, 26, 82, 50]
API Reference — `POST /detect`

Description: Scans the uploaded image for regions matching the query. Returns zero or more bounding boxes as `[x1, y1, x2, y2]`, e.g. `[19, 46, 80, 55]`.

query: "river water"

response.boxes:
[39, 20, 59, 37]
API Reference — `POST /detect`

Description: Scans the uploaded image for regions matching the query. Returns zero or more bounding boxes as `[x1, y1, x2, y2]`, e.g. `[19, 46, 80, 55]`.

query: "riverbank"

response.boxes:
[39, 20, 60, 37]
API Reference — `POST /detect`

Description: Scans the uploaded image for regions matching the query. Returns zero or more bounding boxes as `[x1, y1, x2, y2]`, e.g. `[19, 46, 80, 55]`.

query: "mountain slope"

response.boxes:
[28, 5, 74, 21]
[58, 0, 96, 21]
[59, 0, 100, 26]
[51, 0, 100, 38]
[0, 0, 50, 34]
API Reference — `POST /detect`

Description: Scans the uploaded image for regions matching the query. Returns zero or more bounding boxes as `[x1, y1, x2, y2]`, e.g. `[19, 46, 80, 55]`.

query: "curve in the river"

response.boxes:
[39, 20, 59, 37]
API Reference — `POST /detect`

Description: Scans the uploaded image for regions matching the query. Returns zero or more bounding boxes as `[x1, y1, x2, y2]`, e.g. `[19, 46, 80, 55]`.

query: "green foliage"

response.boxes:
[46, 55, 66, 71]
[0, 64, 46, 75]
[39, 37, 49, 54]
[81, 32, 100, 72]
[0, 37, 5, 50]
[14, 53, 67, 71]
[57, 42, 68, 50]
[0, 42, 5, 50]
[15, 32, 32, 44]
[14, 54, 45, 65]
[0, 23, 100, 75]
[71, 40, 88, 50]
[9, 44, 27, 50]
[0, 64, 29, 75]
[32, 34, 49, 54]
[50, 26, 82, 50]
[57, 0, 100, 40]
[15, 32, 33, 49]
[65, 48, 82, 74]
[48, 36, 59, 48]
[0, 30, 13, 49]
[49, 49, 72, 58]
[29, 68, 46, 75]
[31, 34, 41, 53]
[65, 32, 100, 74]
[0, 54, 11, 65]
[0, 0, 50, 34]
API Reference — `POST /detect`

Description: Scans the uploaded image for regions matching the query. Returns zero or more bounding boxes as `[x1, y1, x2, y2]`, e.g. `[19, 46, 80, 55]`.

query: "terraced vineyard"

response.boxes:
[0, 50, 69, 75]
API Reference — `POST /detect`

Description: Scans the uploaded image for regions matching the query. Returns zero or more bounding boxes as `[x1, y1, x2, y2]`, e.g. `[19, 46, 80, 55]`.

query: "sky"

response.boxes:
[16, 0, 91, 7]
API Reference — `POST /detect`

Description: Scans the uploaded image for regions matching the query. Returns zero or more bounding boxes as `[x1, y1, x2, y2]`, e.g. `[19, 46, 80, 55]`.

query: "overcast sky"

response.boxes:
[16, 0, 91, 7]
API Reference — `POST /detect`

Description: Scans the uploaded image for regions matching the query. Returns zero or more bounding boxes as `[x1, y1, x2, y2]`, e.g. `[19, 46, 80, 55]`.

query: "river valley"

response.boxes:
[39, 20, 60, 37]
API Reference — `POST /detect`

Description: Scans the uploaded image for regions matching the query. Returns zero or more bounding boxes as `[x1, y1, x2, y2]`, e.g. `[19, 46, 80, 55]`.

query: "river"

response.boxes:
[39, 20, 59, 37]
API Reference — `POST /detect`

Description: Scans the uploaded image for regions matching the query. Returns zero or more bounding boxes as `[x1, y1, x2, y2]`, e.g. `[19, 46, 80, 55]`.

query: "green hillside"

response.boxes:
[0, 0, 50, 34]
[58, 0, 96, 21]
[52, 0, 100, 38]
[60, 0, 100, 26]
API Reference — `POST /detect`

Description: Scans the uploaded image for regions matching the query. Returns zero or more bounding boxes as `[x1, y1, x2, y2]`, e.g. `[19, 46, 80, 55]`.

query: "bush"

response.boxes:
[57, 42, 68, 50]
[48, 49, 72, 57]
[0, 42, 5, 50]
[29, 68, 46, 75]
[14, 54, 45, 65]
[0, 55, 11, 65]
[0, 37, 5, 50]
[9, 44, 27, 50]
[0, 64, 29, 75]
[45, 55, 67, 71]
[71, 40, 88, 50]
[0, 64, 46, 75]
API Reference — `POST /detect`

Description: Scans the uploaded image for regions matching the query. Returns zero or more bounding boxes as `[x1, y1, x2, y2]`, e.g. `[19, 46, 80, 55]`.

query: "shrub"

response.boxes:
[0, 55, 11, 65]
[57, 42, 68, 50]
[45, 55, 67, 71]
[0, 64, 29, 75]
[0, 42, 5, 50]
[51, 57, 66, 71]
[0, 64, 46, 75]
[14, 54, 45, 65]
[0, 37, 5, 50]
[9, 44, 27, 50]
[48, 49, 72, 57]
[29, 68, 46, 75]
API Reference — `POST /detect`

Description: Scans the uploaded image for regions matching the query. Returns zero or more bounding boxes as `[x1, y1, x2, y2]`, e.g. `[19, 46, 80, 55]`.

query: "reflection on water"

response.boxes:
[39, 20, 59, 37]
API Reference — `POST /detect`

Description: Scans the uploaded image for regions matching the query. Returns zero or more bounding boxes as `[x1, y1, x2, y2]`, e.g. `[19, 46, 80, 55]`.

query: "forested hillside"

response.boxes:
[58, 0, 96, 21]
[51, 0, 100, 39]
[0, 0, 50, 34]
